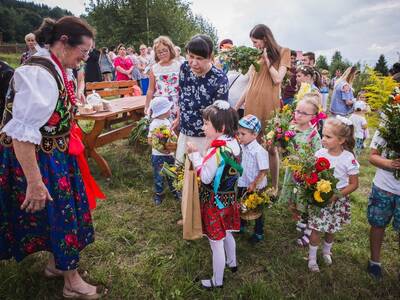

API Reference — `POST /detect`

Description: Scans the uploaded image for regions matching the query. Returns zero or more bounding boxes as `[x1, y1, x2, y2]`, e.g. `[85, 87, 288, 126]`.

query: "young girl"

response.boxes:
[187, 100, 242, 289]
[279, 93, 322, 246]
[145, 36, 181, 119]
[296, 65, 321, 93]
[308, 116, 359, 272]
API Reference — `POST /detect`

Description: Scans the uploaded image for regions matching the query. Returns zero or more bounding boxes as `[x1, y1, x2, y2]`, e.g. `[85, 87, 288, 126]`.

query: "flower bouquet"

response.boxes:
[128, 116, 150, 145]
[151, 125, 177, 152]
[284, 143, 339, 209]
[240, 188, 275, 220]
[160, 161, 185, 191]
[377, 86, 400, 179]
[264, 104, 296, 155]
[218, 45, 263, 75]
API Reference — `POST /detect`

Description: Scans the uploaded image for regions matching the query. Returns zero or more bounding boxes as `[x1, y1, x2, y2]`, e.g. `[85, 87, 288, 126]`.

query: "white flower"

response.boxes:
[336, 115, 353, 126]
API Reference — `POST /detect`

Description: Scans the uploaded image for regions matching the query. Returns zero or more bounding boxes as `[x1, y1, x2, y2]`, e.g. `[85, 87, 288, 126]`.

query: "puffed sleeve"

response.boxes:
[1, 65, 58, 144]
[189, 149, 218, 185]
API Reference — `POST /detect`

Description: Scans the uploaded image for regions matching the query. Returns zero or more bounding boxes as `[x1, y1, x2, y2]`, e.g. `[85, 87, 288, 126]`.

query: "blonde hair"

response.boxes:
[25, 33, 35, 42]
[153, 36, 176, 62]
[335, 66, 358, 87]
[324, 117, 355, 154]
[298, 92, 321, 114]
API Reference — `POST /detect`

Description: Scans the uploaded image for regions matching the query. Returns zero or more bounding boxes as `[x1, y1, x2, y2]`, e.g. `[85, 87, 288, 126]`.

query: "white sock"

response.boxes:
[369, 260, 381, 266]
[207, 239, 225, 286]
[303, 228, 312, 236]
[323, 241, 333, 256]
[308, 245, 318, 265]
[224, 232, 237, 268]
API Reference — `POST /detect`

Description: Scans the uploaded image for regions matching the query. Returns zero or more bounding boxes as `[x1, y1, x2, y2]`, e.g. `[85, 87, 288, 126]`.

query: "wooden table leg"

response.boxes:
[81, 119, 112, 178]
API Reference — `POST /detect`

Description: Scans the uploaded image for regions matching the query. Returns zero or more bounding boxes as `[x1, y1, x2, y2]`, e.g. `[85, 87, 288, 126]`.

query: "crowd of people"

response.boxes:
[1, 15, 400, 298]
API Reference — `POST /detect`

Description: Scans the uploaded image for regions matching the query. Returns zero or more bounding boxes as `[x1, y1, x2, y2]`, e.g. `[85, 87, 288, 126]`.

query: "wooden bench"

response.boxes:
[85, 80, 140, 98]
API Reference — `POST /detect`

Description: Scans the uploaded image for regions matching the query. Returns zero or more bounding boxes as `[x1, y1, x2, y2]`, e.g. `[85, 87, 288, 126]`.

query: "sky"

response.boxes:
[34, 0, 400, 66]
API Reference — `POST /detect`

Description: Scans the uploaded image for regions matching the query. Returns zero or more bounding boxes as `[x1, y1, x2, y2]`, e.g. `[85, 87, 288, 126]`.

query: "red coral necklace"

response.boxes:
[50, 52, 77, 105]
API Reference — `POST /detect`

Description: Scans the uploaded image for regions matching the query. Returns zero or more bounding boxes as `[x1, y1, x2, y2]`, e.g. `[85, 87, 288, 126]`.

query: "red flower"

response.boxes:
[17, 193, 26, 205]
[65, 234, 78, 248]
[58, 176, 70, 191]
[211, 140, 227, 148]
[315, 157, 330, 172]
[304, 172, 318, 185]
[24, 242, 35, 254]
[47, 112, 61, 126]
[83, 212, 91, 223]
[292, 171, 304, 182]
[0, 175, 7, 186]
[15, 167, 24, 178]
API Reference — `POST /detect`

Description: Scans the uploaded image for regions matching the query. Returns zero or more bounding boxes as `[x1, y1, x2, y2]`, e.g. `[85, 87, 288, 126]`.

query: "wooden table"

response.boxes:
[75, 96, 145, 178]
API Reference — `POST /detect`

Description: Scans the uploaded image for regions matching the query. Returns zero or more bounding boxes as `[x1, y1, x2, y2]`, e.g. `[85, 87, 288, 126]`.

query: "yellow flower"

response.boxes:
[266, 130, 275, 140]
[282, 105, 290, 112]
[313, 191, 323, 203]
[282, 157, 290, 167]
[316, 179, 332, 193]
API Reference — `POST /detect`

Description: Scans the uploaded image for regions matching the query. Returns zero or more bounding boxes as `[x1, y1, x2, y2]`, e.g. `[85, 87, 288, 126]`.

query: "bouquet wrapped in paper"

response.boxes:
[218, 45, 263, 75]
[284, 143, 339, 209]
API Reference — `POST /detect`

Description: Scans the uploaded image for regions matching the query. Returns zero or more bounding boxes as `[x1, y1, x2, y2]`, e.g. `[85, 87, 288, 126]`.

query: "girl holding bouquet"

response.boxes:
[308, 117, 359, 272]
[280, 94, 322, 246]
[187, 100, 242, 289]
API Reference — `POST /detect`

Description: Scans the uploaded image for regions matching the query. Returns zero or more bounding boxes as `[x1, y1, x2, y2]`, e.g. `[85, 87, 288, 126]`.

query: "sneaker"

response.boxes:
[249, 233, 264, 244]
[323, 254, 332, 265]
[154, 194, 164, 206]
[367, 261, 382, 279]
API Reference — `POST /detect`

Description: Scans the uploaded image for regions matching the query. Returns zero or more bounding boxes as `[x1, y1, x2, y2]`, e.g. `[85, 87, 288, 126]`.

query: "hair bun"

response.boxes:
[34, 18, 56, 46]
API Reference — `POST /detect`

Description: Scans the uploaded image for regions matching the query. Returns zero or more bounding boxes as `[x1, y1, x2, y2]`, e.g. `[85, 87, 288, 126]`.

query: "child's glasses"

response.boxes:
[294, 110, 315, 116]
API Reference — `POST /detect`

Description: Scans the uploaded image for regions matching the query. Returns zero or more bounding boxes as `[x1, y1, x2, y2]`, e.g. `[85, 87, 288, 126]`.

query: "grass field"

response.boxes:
[0, 53, 20, 69]
[1, 137, 399, 300]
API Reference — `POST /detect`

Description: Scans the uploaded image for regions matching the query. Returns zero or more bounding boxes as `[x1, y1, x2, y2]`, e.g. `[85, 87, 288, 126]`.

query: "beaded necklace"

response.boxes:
[50, 52, 77, 105]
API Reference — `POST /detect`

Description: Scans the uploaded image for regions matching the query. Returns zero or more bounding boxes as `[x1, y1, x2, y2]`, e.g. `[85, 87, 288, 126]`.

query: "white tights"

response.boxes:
[206, 231, 237, 286]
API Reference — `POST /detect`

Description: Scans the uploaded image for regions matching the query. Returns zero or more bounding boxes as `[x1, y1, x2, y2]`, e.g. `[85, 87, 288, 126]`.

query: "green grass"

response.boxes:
[0, 53, 20, 69]
[1, 138, 400, 299]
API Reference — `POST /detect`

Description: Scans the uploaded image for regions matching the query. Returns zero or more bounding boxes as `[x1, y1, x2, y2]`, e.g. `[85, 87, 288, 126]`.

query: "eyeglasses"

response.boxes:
[77, 46, 91, 57]
[156, 48, 169, 55]
[294, 110, 315, 116]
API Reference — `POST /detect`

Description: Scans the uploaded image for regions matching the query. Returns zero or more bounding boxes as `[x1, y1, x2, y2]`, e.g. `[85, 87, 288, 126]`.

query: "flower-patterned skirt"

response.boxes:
[200, 188, 240, 240]
[308, 197, 351, 234]
[0, 145, 94, 271]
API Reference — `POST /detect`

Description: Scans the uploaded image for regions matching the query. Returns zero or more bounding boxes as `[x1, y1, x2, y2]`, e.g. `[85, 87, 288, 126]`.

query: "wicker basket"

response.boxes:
[240, 208, 262, 220]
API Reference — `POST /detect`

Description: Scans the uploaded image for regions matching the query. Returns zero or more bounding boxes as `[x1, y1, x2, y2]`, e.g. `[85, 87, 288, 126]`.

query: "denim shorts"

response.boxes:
[367, 184, 400, 230]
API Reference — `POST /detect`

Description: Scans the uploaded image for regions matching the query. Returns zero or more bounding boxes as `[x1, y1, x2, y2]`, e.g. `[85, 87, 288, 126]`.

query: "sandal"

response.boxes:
[63, 285, 106, 299]
[308, 262, 320, 273]
[296, 234, 310, 247]
[200, 279, 223, 290]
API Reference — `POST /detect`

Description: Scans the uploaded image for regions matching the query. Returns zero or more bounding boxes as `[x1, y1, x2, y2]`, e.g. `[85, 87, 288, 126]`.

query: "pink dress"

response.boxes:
[113, 56, 133, 81]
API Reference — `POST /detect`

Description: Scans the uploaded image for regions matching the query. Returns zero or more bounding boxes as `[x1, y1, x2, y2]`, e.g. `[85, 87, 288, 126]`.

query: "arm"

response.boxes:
[77, 68, 85, 104]
[187, 143, 217, 185]
[145, 71, 156, 113]
[369, 148, 400, 171]
[262, 49, 288, 85]
[13, 140, 53, 213]
[248, 169, 268, 192]
[338, 174, 359, 198]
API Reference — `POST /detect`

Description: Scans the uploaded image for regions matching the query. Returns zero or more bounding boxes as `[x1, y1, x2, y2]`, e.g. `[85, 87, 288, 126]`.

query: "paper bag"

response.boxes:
[181, 156, 203, 240]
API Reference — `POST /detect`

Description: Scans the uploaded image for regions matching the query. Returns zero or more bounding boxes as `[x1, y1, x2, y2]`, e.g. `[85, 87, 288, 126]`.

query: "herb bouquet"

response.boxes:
[377, 86, 400, 179]
[160, 161, 185, 191]
[218, 45, 263, 75]
[150, 125, 177, 152]
[128, 116, 150, 145]
[264, 104, 296, 155]
[240, 188, 275, 220]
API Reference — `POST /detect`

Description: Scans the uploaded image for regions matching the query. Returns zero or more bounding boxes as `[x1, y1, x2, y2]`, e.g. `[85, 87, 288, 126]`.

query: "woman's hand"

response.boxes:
[21, 180, 53, 213]
[186, 142, 198, 154]
[262, 49, 271, 68]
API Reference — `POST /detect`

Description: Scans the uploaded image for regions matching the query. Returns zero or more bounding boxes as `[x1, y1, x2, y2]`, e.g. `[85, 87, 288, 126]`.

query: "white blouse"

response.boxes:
[1, 49, 72, 145]
[189, 135, 241, 185]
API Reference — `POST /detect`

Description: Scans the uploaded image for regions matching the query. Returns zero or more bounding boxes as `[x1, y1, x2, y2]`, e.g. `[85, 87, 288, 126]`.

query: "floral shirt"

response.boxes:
[179, 61, 229, 137]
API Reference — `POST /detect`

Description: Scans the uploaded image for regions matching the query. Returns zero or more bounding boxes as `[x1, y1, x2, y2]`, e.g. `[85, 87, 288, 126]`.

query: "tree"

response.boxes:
[329, 50, 351, 77]
[374, 54, 389, 76]
[85, 0, 218, 49]
[315, 55, 329, 71]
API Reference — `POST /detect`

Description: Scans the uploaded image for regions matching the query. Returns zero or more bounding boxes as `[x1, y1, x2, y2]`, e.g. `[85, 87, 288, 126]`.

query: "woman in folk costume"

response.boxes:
[0, 17, 105, 299]
[187, 100, 242, 289]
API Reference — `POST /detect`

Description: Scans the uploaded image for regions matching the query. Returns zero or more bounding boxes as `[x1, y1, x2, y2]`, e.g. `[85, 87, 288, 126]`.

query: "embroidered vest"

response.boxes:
[0, 56, 74, 153]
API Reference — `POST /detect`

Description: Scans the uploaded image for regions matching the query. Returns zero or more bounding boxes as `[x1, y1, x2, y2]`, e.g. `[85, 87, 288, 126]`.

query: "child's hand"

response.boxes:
[391, 158, 400, 170]
[247, 182, 257, 193]
[329, 194, 339, 208]
[186, 142, 198, 154]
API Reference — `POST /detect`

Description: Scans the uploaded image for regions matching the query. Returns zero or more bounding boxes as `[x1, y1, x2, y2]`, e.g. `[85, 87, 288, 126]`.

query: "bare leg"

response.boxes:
[310, 229, 320, 246]
[64, 269, 97, 295]
[267, 146, 279, 191]
[370, 226, 385, 262]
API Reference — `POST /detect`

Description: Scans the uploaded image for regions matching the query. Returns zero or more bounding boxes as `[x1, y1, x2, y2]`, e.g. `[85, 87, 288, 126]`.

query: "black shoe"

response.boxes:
[226, 265, 238, 273]
[367, 261, 382, 280]
[200, 279, 223, 290]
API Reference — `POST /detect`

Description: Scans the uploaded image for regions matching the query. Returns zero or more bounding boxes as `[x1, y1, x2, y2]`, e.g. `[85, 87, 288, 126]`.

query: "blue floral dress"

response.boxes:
[0, 56, 94, 271]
